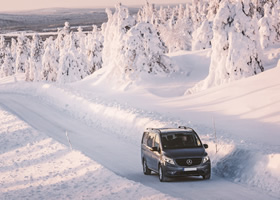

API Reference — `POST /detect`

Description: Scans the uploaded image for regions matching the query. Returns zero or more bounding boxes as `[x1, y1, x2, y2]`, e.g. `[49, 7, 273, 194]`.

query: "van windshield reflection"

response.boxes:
[161, 132, 202, 149]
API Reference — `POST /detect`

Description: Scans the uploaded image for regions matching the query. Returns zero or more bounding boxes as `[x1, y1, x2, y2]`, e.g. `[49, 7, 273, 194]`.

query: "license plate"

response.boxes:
[184, 168, 197, 171]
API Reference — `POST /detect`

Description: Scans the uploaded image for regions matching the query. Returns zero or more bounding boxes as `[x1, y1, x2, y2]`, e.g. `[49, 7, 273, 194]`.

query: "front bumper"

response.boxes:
[162, 161, 211, 177]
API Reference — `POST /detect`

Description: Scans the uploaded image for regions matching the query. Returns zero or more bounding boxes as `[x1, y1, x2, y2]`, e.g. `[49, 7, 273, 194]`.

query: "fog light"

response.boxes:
[169, 171, 176, 175]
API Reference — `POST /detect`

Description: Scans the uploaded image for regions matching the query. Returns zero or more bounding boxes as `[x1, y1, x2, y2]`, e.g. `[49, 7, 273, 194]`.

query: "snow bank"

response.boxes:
[214, 148, 280, 193]
[0, 108, 176, 200]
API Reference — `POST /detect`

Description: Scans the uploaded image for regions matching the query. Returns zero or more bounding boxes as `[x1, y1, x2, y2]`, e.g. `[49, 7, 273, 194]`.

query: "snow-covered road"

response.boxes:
[0, 93, 277, 200]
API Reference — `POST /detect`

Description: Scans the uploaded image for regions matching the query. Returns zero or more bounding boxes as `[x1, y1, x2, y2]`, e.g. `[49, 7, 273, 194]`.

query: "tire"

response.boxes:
[158, 164, 168, 182]
[143, 159, 151, 175]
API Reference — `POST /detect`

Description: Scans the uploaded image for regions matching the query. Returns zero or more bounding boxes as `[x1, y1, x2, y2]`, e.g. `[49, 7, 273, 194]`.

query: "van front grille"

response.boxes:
[175, 158, 202, 166]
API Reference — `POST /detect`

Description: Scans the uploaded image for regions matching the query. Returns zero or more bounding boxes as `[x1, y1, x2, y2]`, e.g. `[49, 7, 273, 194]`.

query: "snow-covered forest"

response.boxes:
[0, 0, 279, 92]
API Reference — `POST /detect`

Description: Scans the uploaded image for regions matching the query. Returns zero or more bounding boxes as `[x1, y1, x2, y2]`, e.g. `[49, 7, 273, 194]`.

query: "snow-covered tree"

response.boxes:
[161, 4, 193, 52]
[154, 4, 193, 52]
[207, 0, 220, 21]
[56, 22, 72, 53]
[86, 25, 104, 74]
[76, 26, 86, 50]
[121, 22, 174, 78]
[188, 0, 264, 94]
[57, 33, 86, 83]
[0, 36, 6, 68]
[27, 34, 44, 81]
[74, 27, 88, 76]
[62, 21, 71, 35]
[258, 2, 274, 48]
[137, 1, 156, 24]
[15, 33, 30, 74]
[190, 0, 208, 31]
[41, 37, 58, 81]
[1, 47, 14, 77]
[271, 1, 280, 43]
[102, 3, 136, 74]
[101, 3, 176, 87]
[55, 28, 65, 53]
[192, 19, 213, 50]
[10, 38, 17, 64]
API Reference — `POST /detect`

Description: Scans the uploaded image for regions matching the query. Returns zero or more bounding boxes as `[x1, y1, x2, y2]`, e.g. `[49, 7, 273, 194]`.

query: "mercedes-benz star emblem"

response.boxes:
[186, 159, 192, 165]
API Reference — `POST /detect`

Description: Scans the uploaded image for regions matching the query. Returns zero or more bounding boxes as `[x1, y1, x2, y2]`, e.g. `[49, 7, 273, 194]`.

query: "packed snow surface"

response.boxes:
[0, 48, 279, 199]
[0, 109, 175, 200]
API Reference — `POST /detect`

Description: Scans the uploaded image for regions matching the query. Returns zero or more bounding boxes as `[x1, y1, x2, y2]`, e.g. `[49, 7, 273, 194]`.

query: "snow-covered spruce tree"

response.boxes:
[102, 3, 136, 79]
[271, 0, 280, 43]
[102, 3, 174, 87]
[41, 37, 58, 81]
[86, 25, 104, 74]
[136, 3, 195, 52]
[172, 5, 193, 51]
[0, 36, 6, 69]
[252, 0, 275, 19]
[192, 19, 213, 50]
[76, 26, 86, 51]
[55, 22, 72, 54]
[191, 0, 221, 51]
[120, 22, 174, 79]
[207, 0, 220, 21]
[10, 38, 17, 65]
[57, 32, 87, 83]
[190, 0, 208, 31]
[1, 46, 14, 77]
[15, 33, 30, 74]
[162, 4, 193, 52]
[187, 0, 264, 94]
[258, 2, 274, 49]
[27, 34, 44, 81]
[137, 1, 156, 24]
[75, 27, 88, 76]
[1, 38, 17, 77]
[152, 4, 193, 52]
[62, 21, 71, 35]
[55, 28, 65, 53]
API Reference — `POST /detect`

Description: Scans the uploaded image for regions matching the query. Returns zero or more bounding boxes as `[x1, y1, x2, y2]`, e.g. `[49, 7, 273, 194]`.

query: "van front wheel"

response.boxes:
[158, 165, 168, 182]
[143, 159, 151, 175]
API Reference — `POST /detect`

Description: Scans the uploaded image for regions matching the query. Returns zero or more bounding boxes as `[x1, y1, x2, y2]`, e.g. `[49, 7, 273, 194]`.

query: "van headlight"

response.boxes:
[202, 156, 210, 163]
[163, 155, 175, 165]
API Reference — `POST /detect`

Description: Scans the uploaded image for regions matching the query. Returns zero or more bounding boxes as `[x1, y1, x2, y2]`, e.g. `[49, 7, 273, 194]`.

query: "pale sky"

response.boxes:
[1, 0, 189, 12]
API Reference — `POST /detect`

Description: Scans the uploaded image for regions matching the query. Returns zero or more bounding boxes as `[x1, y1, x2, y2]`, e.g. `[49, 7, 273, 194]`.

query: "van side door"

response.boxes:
[145, 132, 155, 169]
[150, 133, 161, 171]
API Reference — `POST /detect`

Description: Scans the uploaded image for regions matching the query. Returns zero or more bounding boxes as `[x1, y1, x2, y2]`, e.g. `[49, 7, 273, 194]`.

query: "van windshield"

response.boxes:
[161, 132, 202, 149]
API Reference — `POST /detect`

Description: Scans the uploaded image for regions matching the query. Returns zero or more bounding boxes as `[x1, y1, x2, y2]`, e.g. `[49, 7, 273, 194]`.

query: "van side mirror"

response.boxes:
[203, 144, 208, 149]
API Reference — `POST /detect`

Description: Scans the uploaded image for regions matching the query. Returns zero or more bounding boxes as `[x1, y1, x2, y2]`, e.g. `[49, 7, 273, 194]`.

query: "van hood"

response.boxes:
[163, 147, 206, 158]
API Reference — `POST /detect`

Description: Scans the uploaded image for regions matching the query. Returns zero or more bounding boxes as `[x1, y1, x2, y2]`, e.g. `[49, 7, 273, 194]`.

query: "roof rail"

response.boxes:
[146, 128, 161, 133]
[178, 126, 189, 129]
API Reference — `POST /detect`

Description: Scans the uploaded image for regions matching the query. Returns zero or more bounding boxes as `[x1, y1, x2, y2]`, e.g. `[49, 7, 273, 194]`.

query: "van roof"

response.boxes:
[146, 127, 194, 134]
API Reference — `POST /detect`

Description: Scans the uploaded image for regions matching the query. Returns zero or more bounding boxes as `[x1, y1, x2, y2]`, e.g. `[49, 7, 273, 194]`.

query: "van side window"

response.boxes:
[147, 133, 155, 148]
[142, 132, 149, 145]
[154, 134, 160, 149]
[194, 134, 202, 146]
